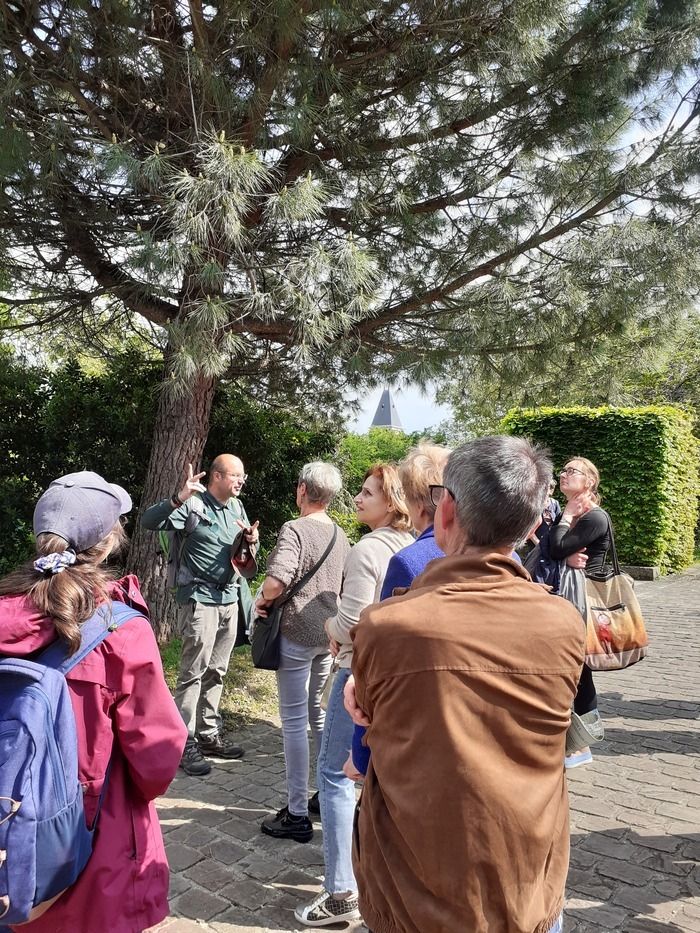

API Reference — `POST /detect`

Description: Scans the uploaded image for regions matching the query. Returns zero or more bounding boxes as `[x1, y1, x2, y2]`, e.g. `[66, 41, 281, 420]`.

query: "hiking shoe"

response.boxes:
[295, 890, 361, 927]
[261, 806, 313, 843]
[308, 791, 321, 817]
[565, 747, 593, 769]
[197, 732, 245, 760]
[180, 738, 211, 776]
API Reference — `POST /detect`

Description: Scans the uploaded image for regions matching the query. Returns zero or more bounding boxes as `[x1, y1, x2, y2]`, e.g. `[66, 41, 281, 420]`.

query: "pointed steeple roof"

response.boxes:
[370, 388, 403, 431]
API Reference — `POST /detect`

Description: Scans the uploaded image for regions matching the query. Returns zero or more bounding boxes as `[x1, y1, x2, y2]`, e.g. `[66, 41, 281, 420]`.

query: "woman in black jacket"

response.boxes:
[550, 456, 610, 769]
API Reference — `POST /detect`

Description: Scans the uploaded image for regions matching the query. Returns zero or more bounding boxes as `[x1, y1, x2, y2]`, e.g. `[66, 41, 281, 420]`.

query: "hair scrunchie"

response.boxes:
[33, 550, 77, 575]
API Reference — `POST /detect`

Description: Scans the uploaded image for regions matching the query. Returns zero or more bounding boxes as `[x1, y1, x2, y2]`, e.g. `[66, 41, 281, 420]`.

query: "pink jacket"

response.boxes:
[0, 576, 187, 933]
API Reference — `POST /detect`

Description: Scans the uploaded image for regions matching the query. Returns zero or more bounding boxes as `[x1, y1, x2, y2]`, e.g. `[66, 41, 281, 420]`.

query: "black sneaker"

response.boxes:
[197, 732, 245, 760]
[308, 791, 321, 817]
[261, 806, 313, 843]
[180, 738, 211, 776]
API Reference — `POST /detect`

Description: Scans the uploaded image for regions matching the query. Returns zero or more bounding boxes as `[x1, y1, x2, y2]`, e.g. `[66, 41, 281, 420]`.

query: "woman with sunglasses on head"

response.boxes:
[549, 457, 611, 769]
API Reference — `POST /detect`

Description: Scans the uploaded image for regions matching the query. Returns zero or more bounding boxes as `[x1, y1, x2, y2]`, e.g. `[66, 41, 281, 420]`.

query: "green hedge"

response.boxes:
[501, 405, 699, 573]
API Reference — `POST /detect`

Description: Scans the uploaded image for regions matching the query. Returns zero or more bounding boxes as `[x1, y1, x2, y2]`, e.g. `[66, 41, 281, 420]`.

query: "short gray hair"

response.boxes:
[443, 436, 552, 547]
[298, 461, 343, 505]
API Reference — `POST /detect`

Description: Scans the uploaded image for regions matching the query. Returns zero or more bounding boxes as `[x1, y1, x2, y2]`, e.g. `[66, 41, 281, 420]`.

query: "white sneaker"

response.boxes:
[295, 890, 361, 927]
[565, 747, 593, 769]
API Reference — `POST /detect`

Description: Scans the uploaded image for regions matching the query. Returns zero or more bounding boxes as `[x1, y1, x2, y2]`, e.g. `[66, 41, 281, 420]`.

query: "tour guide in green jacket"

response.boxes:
[141, 454, 259, 776]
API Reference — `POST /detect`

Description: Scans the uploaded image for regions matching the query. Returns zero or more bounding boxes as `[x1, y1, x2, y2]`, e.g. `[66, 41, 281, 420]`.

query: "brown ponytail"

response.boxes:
[0, 523, 128, 655]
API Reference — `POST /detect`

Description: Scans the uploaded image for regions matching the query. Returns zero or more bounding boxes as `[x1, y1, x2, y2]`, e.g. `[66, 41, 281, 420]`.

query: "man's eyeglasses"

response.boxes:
[559, 467, 585, 477]
[428, 484, 455, 508]
[218, 471, 248, 482]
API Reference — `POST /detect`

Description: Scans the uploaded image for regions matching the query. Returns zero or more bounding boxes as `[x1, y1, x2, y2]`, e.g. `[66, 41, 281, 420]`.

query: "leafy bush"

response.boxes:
[0, 351, 342, 570]
[336, 427, 420, 495]
[332, 427, 441, 542]
[502, 406, 699, 573]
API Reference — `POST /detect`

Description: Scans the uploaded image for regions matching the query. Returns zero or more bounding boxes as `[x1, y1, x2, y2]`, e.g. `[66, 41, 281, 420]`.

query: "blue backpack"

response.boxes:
[0, 601, 140, 925]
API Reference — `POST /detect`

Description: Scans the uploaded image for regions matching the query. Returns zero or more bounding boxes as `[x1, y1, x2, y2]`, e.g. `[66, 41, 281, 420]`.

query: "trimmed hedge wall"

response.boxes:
[501, 406, 699, 573]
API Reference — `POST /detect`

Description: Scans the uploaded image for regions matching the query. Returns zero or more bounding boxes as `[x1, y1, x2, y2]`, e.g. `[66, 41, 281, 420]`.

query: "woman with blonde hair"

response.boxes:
[0, 471, 186, 932]
[296, 463, 413, 928]
[380, 441, 451, 596]
[550, 456, 611, 769]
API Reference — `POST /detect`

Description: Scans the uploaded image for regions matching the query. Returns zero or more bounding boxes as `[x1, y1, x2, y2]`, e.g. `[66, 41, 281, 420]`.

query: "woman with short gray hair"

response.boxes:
[255, 462, 350, 843]
[297, 461, 344, 504]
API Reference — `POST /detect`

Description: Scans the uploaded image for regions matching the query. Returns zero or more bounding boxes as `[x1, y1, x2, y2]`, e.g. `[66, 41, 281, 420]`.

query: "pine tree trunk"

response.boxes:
[127, 356, 216, 642]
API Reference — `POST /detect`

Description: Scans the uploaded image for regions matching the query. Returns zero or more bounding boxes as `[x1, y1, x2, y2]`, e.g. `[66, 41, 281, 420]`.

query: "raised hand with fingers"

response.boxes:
[175, 463, 206, 506]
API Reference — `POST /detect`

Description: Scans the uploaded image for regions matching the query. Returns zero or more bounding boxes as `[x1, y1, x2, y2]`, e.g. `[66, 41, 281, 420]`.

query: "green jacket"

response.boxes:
[141, 491, 249, 606]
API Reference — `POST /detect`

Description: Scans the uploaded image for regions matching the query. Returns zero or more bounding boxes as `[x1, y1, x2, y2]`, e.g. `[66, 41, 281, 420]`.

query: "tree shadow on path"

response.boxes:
[599, 693, 700, 721]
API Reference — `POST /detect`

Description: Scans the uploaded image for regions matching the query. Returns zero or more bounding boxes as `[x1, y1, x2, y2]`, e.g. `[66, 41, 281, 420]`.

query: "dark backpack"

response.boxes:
[0, 601, 139, 925]
[158, 496, 211, 593]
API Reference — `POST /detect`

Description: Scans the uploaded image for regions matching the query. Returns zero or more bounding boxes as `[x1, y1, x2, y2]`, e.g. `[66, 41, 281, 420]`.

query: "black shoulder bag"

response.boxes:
[251, 526, 338, 671]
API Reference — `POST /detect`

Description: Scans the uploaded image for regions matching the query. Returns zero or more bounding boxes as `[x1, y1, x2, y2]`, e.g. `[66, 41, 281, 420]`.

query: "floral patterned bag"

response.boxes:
[584, 520, 648, 671]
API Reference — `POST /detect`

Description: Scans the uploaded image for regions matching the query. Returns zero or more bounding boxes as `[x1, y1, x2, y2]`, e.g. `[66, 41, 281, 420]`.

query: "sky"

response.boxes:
[347, 384, 453, 435]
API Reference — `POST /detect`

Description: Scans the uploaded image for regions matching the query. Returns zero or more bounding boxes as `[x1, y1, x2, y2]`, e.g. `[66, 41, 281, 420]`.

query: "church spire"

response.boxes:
[370, 388, 403, 431]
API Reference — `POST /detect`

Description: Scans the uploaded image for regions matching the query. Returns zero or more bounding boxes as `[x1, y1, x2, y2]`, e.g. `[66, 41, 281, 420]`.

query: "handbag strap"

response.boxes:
[604, 512, 621, 575]
[278, 525, 339, 608]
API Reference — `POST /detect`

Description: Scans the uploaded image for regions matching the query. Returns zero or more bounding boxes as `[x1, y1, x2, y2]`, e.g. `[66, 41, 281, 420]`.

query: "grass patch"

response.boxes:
[160, 640, 279, 728]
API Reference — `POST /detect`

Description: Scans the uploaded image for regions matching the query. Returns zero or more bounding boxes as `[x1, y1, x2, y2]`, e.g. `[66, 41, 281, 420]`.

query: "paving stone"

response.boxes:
[170, 824, 221, 847]
[201, 838, 250, 865]
[149, 920, 212, 932]
[210, 911, 271, 933]
[167, 842, 205, 872]
[238, 855, 290, 882]
[172, 887, 230, 922]
[221, 877, 280, 911]
[185, 858, 235, 892]
[169, 872, 191, 899]
[218, 816, 263, 841]
[567, 901, 629, 929]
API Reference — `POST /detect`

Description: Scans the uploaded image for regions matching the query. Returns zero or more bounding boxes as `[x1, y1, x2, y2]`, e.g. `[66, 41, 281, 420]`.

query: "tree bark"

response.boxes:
[127, 350, 216, 642]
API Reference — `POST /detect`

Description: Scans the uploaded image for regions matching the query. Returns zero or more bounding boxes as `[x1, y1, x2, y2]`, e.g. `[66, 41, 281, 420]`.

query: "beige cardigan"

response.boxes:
[326, 526, 414, 668]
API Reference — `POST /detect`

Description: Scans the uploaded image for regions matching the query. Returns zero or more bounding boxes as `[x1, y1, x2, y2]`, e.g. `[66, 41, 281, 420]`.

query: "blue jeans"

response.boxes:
[317, 666, 357, 895]
[276, 636, 332, 816]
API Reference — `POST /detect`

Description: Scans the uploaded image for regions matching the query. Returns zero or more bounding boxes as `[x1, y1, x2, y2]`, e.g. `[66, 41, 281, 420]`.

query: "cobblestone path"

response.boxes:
[153, 567, 700, 932]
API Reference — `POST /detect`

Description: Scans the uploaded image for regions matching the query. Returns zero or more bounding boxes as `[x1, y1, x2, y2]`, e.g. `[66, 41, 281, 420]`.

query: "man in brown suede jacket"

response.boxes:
[351, 436, 584, 933]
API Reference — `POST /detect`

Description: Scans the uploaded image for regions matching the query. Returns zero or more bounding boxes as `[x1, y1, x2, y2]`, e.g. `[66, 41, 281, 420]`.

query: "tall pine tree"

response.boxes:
[1, 0, 698, 634]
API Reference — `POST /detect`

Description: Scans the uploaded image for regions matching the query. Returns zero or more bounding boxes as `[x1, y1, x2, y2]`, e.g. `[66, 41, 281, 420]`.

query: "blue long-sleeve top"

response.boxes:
[351, 526, 443, 775]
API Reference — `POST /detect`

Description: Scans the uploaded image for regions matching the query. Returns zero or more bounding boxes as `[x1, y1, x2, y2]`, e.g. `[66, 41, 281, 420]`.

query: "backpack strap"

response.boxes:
[37, 601, 142, 674]
[36, 601, 143, 831]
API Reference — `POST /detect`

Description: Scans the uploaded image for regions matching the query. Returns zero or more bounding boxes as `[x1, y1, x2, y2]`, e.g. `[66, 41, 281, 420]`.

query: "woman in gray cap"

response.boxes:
[0, 471, 187, 933]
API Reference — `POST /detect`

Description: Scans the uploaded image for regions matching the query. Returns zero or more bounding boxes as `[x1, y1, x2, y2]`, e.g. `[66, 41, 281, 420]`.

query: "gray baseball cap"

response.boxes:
[33, 471, 132, 552]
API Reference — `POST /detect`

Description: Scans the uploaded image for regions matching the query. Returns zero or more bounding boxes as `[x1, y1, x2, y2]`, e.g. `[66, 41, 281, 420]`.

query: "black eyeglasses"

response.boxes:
[428, 484, 455, 508]
[559, 467, 584, 477]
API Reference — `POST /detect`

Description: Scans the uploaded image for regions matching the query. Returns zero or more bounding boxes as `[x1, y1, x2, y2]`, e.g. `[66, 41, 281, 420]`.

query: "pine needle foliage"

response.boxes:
[0, 0, 698, 400]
